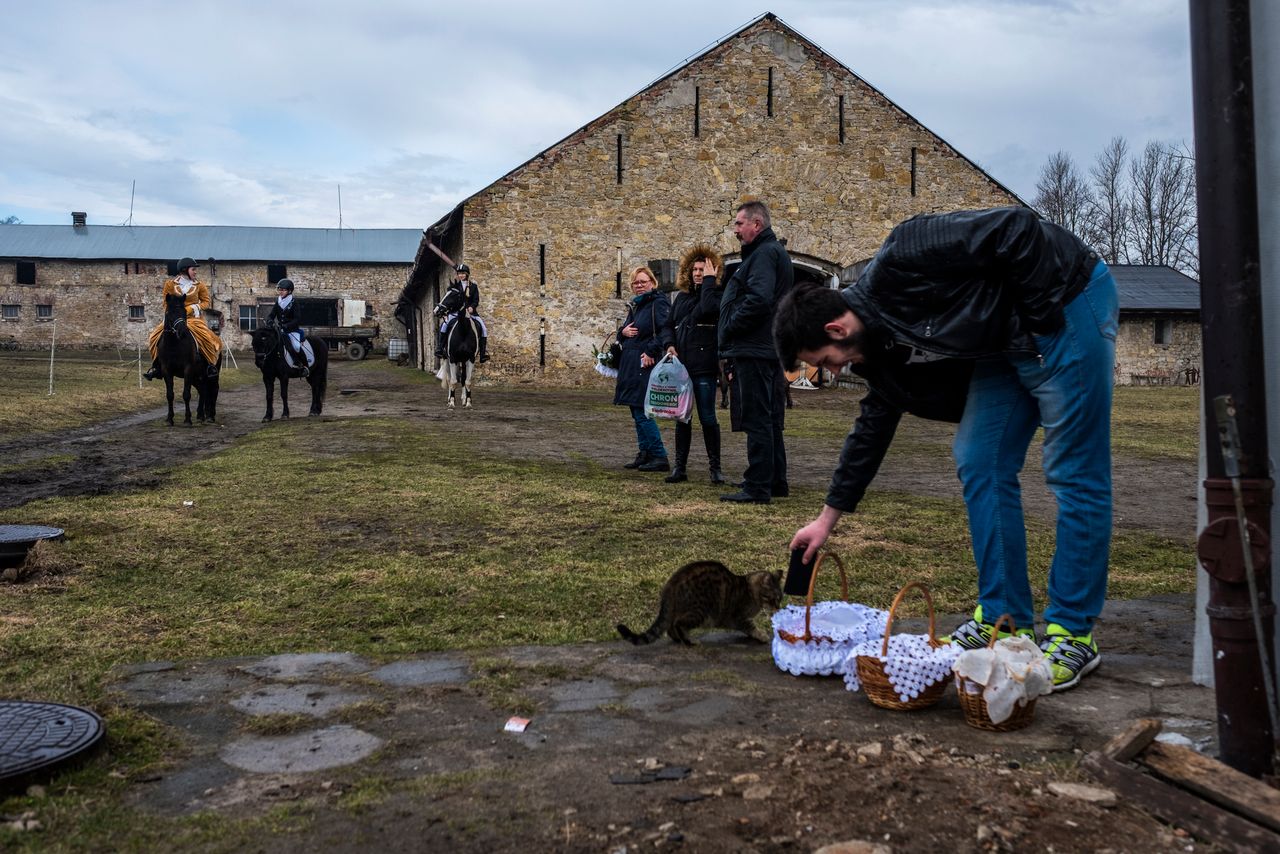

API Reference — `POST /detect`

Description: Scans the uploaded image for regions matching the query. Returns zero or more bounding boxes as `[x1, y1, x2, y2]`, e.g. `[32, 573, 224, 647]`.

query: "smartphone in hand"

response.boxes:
[783, 547, 816, 596]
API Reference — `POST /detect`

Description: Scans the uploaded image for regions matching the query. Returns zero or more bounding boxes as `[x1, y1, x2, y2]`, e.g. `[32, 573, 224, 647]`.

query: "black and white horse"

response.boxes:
[250, 324, 329, 421]
[158, 292, 220, 426]
[433, 288, 477, 409]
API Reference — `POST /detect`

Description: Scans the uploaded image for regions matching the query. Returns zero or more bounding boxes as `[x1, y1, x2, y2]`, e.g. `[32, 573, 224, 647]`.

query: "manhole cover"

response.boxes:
[0, 525, 65, 568]
[0, 702, 105, 789]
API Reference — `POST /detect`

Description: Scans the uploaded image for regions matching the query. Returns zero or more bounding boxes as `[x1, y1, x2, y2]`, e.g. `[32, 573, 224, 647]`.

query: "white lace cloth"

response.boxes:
[843, 633, 962, 702]
[771, 602, 887, 677]
[952, 636, 1054, 723]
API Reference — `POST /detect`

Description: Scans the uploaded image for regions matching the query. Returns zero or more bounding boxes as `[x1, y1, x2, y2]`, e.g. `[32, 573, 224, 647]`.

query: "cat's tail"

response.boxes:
[616, 600, 668, 645]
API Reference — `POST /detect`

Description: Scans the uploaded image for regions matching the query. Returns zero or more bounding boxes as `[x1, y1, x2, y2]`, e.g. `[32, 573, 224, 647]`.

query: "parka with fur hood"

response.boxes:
[665, 243, 725, 377]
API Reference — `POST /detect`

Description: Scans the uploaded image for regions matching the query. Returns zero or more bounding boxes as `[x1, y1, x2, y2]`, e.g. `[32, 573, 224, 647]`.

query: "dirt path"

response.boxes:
[1, 363, 1197, 544]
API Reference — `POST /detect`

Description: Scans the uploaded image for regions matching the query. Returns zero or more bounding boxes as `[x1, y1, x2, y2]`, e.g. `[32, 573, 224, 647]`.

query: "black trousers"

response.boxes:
[733, 356, 787, 496]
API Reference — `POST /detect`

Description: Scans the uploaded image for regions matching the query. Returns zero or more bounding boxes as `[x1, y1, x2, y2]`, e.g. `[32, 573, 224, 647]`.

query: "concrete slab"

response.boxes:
[111, 666, 256, 706]
[219, 725, 383, 773]
[367, 656, 470, 687]
[238, 653, 370, 680]
[546, 679, 621, 712]
[229, 683, 370, 718]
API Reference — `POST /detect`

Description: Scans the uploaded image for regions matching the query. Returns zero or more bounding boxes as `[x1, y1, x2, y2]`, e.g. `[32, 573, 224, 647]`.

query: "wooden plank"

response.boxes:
[1099, 718, 1163, 763]
[1141, 741, 1280, 834]
[1081, 753, 1280, 854]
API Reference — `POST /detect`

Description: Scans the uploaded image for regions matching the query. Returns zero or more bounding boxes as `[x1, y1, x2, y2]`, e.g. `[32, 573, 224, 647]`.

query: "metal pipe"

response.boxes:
[1189, 0, 1276, 777]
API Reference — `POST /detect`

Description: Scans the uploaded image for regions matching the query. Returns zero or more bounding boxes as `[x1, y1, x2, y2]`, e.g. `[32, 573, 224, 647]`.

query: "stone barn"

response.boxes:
[1111, 264, 1202, 386]
[0, 220, 418, 356]
[397, 12, 1022, 379]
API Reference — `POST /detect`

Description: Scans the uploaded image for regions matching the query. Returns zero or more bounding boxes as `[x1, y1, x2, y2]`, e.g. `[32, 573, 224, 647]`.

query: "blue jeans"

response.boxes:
[691, 375, 719, 428]
[953, 261, 1118, 635]
[629, 406, 666, 458]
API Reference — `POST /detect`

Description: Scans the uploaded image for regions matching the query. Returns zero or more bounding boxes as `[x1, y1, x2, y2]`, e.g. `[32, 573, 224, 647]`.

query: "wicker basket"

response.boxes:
[771, 553, 886, 677]
[955, 614, 1039, 731]
[854, 581, 953, 710]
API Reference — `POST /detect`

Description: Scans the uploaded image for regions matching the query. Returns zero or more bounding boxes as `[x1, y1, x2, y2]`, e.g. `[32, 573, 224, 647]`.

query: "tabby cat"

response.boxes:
[616, 560, 784, 646]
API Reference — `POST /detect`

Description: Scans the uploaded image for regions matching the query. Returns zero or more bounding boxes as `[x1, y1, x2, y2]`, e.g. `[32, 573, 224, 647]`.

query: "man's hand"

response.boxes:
[790, 505, 844, 564]
[640, 353, 654, 368]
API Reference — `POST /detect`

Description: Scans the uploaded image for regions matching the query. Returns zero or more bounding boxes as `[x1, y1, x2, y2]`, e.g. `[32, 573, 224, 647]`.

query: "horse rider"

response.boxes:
[266, 278, 311, 377]
[143, 257, 222, 379]
[435, 263, 490, 363]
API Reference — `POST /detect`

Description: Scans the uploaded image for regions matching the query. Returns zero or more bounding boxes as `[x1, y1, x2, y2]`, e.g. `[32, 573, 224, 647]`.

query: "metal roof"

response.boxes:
[1111, 264, 1201, 312]
[0, 225, 421, 263]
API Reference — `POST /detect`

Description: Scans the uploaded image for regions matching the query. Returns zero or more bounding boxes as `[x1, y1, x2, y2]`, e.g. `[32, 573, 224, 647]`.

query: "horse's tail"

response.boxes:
[616, 597, 669, 646]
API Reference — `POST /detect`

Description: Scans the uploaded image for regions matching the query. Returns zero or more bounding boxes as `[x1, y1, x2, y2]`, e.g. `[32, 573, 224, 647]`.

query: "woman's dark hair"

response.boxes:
[773, 282, 850, 370]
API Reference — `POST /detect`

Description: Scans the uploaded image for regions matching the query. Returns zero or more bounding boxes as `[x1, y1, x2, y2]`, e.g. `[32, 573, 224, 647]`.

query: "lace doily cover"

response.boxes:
[843, 633, 962, 701]
[771, 602, 887, 676]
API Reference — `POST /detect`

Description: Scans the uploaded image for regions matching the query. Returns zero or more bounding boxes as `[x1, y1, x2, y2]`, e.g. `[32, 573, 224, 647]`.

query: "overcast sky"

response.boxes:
[0, 1, 1192, 229]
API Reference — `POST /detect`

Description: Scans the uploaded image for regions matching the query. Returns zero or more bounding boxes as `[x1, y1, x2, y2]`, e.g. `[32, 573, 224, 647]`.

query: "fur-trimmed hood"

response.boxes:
[676, 243, 724, 292]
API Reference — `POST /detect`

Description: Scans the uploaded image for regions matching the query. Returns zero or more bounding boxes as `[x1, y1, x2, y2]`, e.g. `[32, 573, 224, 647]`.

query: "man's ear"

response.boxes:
[823, 317, 852, 341]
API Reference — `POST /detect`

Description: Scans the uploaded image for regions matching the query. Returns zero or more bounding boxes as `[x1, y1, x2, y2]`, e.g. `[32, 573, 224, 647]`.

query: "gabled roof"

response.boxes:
[0, 225, 421, 264]
[1111, 264, 1201, 312]
[423, 12, 1023, 239]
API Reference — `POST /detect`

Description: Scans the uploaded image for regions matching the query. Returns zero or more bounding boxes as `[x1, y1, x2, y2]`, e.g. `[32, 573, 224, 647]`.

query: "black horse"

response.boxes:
[157, 293, 220, 426]
[433, 288, 477, 409]
[250, 323, 328, 421]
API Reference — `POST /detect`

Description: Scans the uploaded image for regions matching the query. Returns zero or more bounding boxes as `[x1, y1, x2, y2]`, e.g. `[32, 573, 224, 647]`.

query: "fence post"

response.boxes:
[46, 320, 56, 396]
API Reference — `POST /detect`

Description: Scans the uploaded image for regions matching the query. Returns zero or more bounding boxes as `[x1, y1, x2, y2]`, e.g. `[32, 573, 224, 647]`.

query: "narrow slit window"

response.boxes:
[616, 134, 623, 184]
[910, 147, 918, 196]
[694, 86, 700, 137]
[767, 67, 774, 117]
[838, 95, 845, 144]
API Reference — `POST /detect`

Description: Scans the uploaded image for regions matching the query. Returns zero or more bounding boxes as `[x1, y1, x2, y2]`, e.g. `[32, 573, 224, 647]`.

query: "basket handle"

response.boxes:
[801, 552, 849, 641]
[879, 581, 941, 656]
[986, 613, 1016, 649]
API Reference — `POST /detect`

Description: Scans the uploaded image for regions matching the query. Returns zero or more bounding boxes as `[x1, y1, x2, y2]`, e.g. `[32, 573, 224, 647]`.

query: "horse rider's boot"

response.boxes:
[479, 335, 491, 363]
[295, 351, 310, 378]
[705, 423, 726, 484]
[665, 421, 691, 483]
[624, 450, 650, 470]
[142, 358, 162, 381]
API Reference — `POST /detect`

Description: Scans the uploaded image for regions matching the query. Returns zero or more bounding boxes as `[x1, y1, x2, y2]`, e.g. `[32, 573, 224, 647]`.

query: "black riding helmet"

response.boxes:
[177, 257, 199, 273]
[276, 278, 295, 292]
[455, 263, 469, 275]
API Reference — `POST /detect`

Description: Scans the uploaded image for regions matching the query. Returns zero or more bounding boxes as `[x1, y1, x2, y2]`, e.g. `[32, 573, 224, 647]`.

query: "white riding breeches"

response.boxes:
[286, 332, 314, 367]
[440, 314, 487, 336]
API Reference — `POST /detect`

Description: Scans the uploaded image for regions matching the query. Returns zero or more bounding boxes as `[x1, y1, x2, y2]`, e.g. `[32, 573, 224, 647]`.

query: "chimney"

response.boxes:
[71, 211, 87, 227]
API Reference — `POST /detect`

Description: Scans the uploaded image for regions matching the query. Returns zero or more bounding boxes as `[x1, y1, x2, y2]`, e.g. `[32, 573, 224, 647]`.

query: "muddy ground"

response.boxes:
[4, 361, 1215, 852]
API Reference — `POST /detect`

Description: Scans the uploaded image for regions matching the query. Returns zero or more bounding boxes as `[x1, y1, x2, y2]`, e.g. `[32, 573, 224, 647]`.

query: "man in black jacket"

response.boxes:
[774, 207, 1116, 692]
[717, 200, 794, 504]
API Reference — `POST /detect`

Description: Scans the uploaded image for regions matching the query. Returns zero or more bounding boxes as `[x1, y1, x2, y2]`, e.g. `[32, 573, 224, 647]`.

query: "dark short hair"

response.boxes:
[737, 200, 771, 229]
[773, 281, 850, 370]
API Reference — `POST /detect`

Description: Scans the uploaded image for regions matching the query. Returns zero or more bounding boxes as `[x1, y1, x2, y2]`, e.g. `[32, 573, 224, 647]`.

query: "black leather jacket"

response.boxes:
[847, 207, 1099, 358]
[718, 227, 794, 360]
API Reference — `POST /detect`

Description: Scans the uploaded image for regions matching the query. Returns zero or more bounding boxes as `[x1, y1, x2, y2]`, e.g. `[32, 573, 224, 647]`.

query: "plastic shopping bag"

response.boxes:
[644, 354, 693, 422]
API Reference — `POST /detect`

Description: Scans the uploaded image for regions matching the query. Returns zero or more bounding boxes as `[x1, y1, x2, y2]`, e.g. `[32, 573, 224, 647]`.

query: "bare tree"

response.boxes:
[1, 215, 20, 225]
[1088, 137, 1129, 264]
[1128, 141, 1198, 275]
[1033, 151, 1094, 238]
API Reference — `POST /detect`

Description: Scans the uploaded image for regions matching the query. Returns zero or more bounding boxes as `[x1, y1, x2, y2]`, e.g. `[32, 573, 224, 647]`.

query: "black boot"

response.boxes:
[142, 358, 161, 381]
[479, 335, 490, 363]
[704, 424, 725, 484]
[665, 422, 691, 483]
[294, 351, 309, 378]
[638, 455, 670, 473]
[624, 451, 650, 470]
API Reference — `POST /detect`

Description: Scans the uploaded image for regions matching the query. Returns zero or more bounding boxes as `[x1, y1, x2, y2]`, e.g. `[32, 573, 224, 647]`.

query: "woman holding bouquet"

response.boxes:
[662, 243, 726, 484]
[613, 265, 672, 472]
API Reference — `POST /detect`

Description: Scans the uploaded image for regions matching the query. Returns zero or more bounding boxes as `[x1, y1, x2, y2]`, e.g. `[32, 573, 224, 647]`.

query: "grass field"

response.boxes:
[0, 366, 1200, 850]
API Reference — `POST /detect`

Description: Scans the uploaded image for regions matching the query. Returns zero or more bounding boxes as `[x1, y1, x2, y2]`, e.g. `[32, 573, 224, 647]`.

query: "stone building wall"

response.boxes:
[0, 259, 409, 352]
[1114, 315, 1202, 385]
[432, 17, 1020, 382]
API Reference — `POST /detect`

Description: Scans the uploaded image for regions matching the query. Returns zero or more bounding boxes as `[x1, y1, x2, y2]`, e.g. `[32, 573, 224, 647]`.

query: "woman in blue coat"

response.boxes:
[613, 265, 672, 471]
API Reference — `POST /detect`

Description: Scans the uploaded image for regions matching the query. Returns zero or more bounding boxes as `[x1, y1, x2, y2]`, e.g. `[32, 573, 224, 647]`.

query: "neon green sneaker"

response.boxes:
[1039, 623, 1101, 691]
[945, 605, 1036, 650]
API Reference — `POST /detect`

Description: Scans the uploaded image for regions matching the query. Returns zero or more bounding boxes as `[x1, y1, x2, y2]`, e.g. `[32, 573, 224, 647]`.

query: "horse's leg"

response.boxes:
[164, 373, 175, 426]
[280, 375, 290, 419]
[182, 376, 193, 425]
[262, 371, 275, 422]
[308, 376, 320, 416]
[463, 362, 472, 408]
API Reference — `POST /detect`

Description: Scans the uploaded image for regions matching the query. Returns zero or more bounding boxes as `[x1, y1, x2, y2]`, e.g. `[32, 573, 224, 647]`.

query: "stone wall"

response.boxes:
[428, 17, 1019, 382]
[1115, 315, 1202, 386]
[0, 259, 409, 353]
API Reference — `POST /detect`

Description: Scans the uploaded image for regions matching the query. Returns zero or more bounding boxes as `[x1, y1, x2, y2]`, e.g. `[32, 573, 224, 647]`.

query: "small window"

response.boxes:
[36, 304, 53, 320]
[1154, 318, 1173, 346]
[364, 303, 374, 319]
[2, 304, 20, 320]
[267, 264, 287, 284]
[16, 262, 35, 285]
[128, 305, 145, 321]
[239, 305, 259, 331]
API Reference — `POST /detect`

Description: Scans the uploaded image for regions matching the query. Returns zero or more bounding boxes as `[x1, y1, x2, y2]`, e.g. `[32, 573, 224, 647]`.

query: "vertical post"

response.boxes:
[47, 320, 55, 396]
[137, 342, 143, 388]
[1189, 0, 1275, 777]
[539, 317, 546, 368]
[616, 247, 622, 299]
